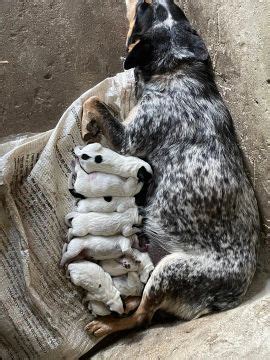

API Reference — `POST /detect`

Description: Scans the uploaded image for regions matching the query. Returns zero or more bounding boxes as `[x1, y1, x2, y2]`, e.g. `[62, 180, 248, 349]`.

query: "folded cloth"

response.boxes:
[0, 69, 136, 359]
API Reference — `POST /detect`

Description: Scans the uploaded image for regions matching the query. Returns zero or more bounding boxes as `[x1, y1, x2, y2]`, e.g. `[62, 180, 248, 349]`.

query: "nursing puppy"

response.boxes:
[60, 234, 139, 267]
[100, 250, 154, 283]
[132, 248, 155, 283]
[85, 299, 111, 317]
[84, 0, 260, 337]
[66, 208, 142, 240]
[76, 197, 136, 213]
[74, 143, 152, 181]
[70, 159, 143, 198]
[68, 261, 124, 315]
[100, 257, 139, 276]
[113, 272, 144, 297]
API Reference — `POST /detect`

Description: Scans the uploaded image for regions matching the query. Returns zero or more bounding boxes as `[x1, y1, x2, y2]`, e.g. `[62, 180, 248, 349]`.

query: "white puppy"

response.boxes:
[76, 196, 136, 213]
[100, 257, 139, 277]
[68, 261, 124, 314]
[60, 234, 139, 267]
[83, 297, 111, 317]
[113, 272, 144, 297]
[74, 143, 153, 181]
[71, 159, 143, 197]
[133, 249, 155, 283]
[66, 208, 142, 240]
[100, 250, 154, 283]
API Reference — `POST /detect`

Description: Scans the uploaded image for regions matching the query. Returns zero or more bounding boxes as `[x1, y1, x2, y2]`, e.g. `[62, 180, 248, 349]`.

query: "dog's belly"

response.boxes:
[147, 243, 170, 266]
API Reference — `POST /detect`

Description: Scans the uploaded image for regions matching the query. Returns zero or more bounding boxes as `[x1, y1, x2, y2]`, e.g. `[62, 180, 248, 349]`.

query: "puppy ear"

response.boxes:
[175, 27, 209, 62]
[124, 40, 152, 70]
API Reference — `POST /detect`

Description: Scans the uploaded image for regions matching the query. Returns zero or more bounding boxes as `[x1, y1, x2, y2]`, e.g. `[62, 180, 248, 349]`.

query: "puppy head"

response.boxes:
[124, 0, 209, 71]
[107, 294, 124, 314]
[74, 143, 103, 170]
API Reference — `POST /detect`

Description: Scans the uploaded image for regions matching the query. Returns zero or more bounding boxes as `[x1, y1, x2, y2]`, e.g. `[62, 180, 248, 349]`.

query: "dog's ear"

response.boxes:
[175, 27, 209, 62]
[124, 1, 154, 69]
[125, 0, 153, 22]
[124, 39, 152, 70]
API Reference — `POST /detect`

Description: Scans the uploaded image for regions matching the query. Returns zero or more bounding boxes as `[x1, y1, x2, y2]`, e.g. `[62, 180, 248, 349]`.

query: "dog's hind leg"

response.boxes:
[85, 252, 240, 337]
[85, 289, 158, 337]
[123, 296, 142, 314]
[85, 254, 171, 337]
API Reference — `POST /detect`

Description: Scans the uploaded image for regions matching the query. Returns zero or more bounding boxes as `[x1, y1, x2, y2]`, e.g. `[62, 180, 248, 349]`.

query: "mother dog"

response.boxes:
[84, 0, 260, 336]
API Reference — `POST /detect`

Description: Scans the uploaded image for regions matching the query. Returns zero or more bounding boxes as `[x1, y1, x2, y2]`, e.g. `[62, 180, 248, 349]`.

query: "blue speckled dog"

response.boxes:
[84, 0, 260, 337]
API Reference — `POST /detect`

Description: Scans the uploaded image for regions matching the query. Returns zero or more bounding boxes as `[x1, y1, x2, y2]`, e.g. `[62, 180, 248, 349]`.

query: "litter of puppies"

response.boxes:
[61, 143, 154, 317]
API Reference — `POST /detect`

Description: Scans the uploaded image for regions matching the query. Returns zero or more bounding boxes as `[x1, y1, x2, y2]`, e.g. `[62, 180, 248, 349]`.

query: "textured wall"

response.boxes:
[0, 0, 126, 136]
[175, 0, 270, 267]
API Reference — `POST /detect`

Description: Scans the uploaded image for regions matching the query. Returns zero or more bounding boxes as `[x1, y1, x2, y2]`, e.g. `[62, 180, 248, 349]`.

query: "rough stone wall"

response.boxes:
[0, 0, 126, 136]
[175, 0, 270, 268]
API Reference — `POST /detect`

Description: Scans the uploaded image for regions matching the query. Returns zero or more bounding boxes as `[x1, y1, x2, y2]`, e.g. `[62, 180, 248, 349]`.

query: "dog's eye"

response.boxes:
[81, 154, 90, 160]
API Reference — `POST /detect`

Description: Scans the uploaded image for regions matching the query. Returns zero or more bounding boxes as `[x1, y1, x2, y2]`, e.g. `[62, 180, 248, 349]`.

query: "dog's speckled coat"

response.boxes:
[84, 0, 260, 337]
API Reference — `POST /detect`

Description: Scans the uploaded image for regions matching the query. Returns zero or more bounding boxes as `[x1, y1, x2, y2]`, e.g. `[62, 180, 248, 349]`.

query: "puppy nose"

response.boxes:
[81, 154, 91, 160]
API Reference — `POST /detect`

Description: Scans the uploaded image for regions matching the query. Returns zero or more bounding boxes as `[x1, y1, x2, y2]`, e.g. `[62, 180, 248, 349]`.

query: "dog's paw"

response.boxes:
[85, 317, 117, 337]
[81, 96, 104, 143]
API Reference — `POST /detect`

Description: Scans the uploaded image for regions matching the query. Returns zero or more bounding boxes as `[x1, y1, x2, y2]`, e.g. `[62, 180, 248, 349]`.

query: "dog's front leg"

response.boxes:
[82, 96, 126, 152]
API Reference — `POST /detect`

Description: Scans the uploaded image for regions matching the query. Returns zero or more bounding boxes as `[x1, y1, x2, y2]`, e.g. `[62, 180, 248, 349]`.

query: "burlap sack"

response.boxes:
[0, 70, 136, 359]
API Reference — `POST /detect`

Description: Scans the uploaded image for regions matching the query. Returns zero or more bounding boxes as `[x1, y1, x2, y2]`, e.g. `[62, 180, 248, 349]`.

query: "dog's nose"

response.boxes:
[81, 154, 91, 160]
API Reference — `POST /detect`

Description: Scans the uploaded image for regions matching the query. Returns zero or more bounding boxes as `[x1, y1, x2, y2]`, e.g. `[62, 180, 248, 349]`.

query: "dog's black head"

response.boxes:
[124, 0, 209, 72]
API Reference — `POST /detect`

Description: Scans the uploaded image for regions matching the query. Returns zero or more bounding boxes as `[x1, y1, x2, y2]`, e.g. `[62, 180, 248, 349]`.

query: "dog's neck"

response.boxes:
[134, 60, 218, 100]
